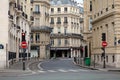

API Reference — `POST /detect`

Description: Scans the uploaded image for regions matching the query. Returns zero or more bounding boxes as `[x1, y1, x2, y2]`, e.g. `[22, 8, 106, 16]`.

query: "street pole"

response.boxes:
[103, 47, 106, 68]
[23, 49, 26, 70]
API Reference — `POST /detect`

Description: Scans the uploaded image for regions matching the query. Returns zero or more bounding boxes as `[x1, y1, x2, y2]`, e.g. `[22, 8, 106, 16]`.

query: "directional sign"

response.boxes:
[102, 41, 107, 47]
[21, 41, 27, 49]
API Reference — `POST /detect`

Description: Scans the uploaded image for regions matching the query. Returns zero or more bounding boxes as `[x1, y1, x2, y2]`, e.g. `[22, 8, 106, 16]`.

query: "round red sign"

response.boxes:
[21, 41, 27, 48]
[102, 41, 107, 47]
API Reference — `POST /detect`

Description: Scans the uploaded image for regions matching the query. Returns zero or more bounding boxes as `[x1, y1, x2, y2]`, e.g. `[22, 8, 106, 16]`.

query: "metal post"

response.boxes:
[103, 47, 106, 68]
[23, 49, 26, 70]
[94, 54, 95, 68]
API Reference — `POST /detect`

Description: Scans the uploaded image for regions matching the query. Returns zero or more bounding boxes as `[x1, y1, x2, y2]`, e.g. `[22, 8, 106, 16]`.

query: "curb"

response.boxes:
[73, 61, 120, 72]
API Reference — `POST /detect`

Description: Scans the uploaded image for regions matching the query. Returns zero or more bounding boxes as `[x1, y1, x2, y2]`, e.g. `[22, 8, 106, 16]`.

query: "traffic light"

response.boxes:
[102, 33, 106, 41]
[22, 33, 26, 41]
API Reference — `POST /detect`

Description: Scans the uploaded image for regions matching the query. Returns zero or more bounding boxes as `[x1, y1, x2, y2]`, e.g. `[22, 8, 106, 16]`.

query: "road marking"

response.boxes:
[58, 69, 68, 72]
[38, 62, 43, 70]
[68, 69, 79, 72]
[38, 70, 46, 73]
[47, 70, 57, 72]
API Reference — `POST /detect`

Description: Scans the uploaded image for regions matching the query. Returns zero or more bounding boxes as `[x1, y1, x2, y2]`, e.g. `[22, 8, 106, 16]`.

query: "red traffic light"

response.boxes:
[22, 33, 26, 41]
[22, 33, 25, 36]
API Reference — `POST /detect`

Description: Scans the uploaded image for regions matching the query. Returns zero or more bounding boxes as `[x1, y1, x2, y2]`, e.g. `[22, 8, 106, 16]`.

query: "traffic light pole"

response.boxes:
[23, 49, 26, 70]
[103, 47, 106, 68]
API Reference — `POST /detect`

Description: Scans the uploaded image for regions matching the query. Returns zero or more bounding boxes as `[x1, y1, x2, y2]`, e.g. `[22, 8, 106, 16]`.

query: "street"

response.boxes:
[0, 58, 120, 80]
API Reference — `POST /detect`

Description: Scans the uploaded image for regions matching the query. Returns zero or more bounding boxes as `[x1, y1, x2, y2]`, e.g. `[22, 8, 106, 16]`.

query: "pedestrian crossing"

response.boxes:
[34, 69, 90, 73]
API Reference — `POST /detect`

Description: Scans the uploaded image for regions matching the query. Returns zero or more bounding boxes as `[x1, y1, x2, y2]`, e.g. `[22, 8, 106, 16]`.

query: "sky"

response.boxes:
[76, 0, 83, 3]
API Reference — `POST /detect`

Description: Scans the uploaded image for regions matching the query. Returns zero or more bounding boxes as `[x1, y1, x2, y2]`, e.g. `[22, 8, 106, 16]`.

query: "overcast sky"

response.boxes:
[76, 0, 83, 3]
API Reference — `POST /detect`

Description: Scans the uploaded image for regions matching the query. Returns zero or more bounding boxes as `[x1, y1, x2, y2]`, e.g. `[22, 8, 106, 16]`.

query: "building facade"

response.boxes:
[30, 0, 52, 59]
[50, 0, 84, 58]
[91, 0, 120, 67]
[83, 0, 93, 58]
[0, 0, 31, 69]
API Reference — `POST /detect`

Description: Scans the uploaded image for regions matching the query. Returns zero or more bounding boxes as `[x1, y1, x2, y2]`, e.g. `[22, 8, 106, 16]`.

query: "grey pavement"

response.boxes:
[0, 58, 120, 80]
[74, 60, 120, 72]
[0, 58, 42, 76]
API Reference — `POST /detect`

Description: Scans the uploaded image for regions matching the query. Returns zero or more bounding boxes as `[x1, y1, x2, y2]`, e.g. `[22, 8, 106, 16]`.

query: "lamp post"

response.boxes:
[54, 47, 57, 58]
[71, 47, 73, 58]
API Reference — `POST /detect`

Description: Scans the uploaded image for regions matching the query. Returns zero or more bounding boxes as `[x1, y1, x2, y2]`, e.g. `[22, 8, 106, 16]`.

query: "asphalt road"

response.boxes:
[0, 58, 120, 80]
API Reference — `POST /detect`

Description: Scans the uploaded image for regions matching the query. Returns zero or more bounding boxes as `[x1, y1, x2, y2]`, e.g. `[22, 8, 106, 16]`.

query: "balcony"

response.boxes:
[50, 22, 54, 24]
[14, 3, 22, 14]
[33, 11, 40, 14]
[57, 22, 61, 24]
[64, 21, 68, 24]
[31, 26, 53, 32]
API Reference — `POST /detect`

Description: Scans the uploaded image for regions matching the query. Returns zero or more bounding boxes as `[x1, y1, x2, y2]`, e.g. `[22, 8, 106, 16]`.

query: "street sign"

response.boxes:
[21, 41, 27, 49]
[102, 41, 107, 47]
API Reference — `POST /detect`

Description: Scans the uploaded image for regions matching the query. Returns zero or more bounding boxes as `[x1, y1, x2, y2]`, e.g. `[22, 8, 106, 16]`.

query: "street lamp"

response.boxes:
[70, 47, 73, 58]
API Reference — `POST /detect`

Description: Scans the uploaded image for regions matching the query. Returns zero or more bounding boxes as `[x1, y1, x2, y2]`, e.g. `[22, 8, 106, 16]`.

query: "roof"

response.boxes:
[50, 0, 78, 6]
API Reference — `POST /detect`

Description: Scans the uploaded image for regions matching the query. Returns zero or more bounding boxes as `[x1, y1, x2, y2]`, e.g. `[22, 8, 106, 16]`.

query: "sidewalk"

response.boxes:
[0, 58, 42, 73]
[76, 62, 120, 72]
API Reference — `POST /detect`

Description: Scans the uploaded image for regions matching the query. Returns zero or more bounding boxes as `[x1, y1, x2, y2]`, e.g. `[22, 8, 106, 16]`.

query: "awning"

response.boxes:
[51, 47, 70, 50]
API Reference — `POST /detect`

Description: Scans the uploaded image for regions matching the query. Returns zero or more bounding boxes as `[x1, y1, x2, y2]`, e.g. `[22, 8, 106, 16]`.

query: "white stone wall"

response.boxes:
[0, 0, 9, 68]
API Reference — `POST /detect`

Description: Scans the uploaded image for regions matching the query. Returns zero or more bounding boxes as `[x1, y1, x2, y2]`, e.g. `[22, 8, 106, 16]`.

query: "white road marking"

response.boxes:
[68, 69, 79, 72]
[58, 69, 68, 72]
[47, 70, 57, 72]
[38, 70, 46, 73]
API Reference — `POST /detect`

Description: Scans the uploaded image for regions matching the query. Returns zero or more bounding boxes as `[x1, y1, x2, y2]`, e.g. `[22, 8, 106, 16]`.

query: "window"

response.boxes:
[90, 1, 92, 11]
[58, 39, 61, 46]
[35, 5, 40, 12]
[64, 27, 67, 34]
[57, 17, 61, 24]
[31, 33, 33, 42]
[106, 56, 108, 62]
[58, 8, 61, 12]
[64, 7, 67, 12]
[50, 17, 54, 24]
[64, 17, 68, 23]
[65, 39, 67, 45]
[51, 8, 54, 13]
[35, 33, 40, 43]
[113, 55, 115, 62]
[51, 39, 54, 46]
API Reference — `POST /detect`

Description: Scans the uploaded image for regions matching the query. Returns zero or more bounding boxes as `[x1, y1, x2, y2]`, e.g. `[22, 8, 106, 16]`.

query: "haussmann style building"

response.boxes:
[50, 0, 84, 58]
[0, 0, 31, 69]
[90, 0, 120, 68]
[30, 0, 52, 59]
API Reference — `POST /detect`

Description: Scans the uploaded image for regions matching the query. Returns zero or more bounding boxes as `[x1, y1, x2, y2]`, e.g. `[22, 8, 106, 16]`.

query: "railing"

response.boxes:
[33, 11, 41, 14]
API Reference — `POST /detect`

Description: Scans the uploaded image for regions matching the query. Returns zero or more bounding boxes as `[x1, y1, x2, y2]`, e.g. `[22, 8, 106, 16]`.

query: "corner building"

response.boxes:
[50, 0, 83, 58]
[92, 0, 120, 67]
[30, 0, 52, 59]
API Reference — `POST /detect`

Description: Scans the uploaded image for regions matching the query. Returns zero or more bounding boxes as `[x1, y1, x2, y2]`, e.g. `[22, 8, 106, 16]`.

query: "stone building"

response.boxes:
[91, 0, 120, 67]
[50, 0, 84, 58]
[30, 0, 52, 59]
[0, 0, 31, 69]
[83, 0, 93, 58]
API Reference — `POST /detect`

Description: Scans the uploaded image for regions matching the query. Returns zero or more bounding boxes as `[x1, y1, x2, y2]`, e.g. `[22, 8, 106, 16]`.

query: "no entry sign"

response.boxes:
[102, 41, 107, 47]
[21, 41, 27, 49]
